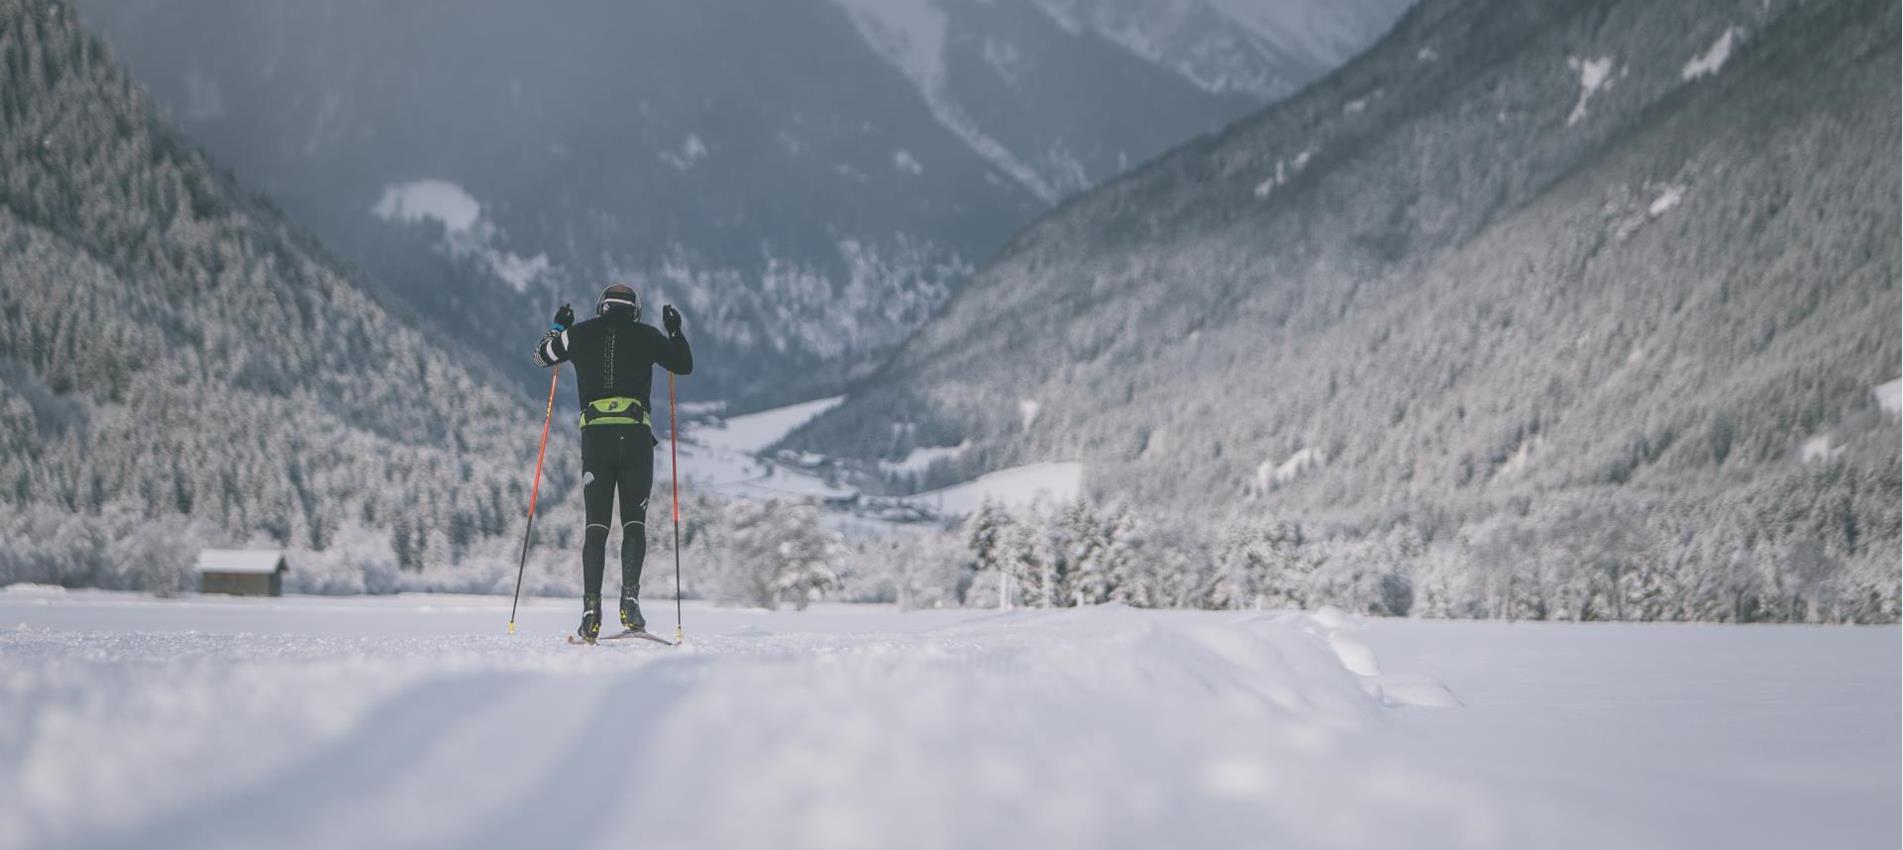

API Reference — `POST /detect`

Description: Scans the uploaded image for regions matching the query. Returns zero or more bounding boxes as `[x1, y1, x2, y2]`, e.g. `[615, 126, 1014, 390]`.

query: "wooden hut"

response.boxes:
[195, 549, 288, 596]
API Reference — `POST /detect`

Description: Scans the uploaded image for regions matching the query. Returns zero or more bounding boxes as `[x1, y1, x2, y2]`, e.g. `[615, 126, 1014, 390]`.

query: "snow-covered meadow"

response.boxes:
[3, 589, 1895, 850]
[661, 395, 1082, 529]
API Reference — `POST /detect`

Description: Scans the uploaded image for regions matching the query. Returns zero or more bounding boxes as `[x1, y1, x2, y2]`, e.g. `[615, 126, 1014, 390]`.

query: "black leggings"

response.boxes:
[579, 425, 654, 601]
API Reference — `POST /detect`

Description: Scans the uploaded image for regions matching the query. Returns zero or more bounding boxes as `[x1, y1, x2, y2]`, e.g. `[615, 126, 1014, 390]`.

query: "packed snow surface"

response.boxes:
[1566, 55, 1614, 126]
[691, 396, 845, 455]
[911, 461, 1085, 514]
[1018, 398, 1041, 428]
[1801, 432, 1844, 463]
[1253, 150, 1316, 199]
[369, 179, 549, 292]
[665, 395, 1064, 528]
[194, 549, 286, 575]
[880, 440, 971, 475]
[3, 594, 1895, 850]
[371, 180, 481, 232]
[1257, 446, 1324, 490]
[1874, 377, 1901, 416]
[1683, 27, 1740, 81]
[660, 397, 855, 508]
[660, 133, 708, 171]
[1649, 184, 1686, 216]
[893, 149, 925, 175]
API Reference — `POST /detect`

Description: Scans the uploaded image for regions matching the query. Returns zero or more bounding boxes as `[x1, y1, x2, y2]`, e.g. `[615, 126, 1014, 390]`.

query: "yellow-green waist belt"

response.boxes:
[580, 396, 650, 428]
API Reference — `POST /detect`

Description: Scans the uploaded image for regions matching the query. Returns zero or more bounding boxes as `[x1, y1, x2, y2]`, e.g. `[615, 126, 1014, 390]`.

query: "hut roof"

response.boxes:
[195, 549, 288, 575]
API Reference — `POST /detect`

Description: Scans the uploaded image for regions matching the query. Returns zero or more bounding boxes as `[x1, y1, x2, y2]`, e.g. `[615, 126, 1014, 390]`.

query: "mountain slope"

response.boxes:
[793, 0, 1899, 556]
[1028, 0, 1413, 98]
[70, 0, 1412, 408]
[0, 0, 566, 590]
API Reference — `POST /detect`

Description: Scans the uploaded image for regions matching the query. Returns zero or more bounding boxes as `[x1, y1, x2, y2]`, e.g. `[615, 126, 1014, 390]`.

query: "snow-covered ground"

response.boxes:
[661, 397, 858, 507]
[689, 396, 846, 455]
[664, 396, 1083, 529]
[3, 591, 1896, 850]
[910, 461, 1085, 514]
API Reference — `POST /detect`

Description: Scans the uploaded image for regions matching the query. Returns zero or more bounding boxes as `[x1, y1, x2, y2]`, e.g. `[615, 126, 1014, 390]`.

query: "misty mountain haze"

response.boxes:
[71, 0, 1413, 408]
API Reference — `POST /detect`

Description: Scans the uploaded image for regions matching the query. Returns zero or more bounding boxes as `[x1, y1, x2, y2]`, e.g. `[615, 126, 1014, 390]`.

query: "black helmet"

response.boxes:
[597, 283, 640, 318]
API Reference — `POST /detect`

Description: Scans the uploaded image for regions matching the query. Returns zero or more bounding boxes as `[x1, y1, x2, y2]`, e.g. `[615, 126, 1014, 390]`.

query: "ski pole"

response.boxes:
[508, 368, 560, 634]
[669, 371, 684, 645]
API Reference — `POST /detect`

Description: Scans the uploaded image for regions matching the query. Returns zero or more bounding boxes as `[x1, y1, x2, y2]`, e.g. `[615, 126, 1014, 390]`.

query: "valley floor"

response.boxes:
[1, 589, 1896, 850]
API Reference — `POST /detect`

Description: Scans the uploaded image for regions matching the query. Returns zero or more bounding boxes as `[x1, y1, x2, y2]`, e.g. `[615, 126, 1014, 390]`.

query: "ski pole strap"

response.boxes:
[579, 396, 650, 428]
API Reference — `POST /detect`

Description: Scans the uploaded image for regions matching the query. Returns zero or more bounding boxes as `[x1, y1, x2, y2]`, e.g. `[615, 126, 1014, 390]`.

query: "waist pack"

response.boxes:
[580, 396, 649, 429]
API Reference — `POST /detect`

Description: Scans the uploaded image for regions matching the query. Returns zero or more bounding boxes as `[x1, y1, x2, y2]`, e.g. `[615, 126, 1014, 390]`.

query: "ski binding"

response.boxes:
[567, 629, 674, 647]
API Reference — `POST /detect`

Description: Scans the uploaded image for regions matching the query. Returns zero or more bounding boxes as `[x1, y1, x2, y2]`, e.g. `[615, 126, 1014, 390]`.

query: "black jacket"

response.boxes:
[534, 314, 692, 413]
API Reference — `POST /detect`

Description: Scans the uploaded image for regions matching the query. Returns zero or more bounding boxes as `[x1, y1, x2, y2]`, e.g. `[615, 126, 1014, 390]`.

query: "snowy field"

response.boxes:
[662, 395, 1086, 530]
[2, 590, 1896, 850]
[662, 398, 859, 510]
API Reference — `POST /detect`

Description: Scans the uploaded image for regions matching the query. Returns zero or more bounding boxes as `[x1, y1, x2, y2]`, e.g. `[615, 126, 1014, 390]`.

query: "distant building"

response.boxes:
[195, 549, 288, 597]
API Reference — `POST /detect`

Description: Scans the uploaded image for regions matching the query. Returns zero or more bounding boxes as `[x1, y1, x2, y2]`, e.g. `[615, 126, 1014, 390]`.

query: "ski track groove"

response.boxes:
[62, 671, 521, 850]
[4, 597, 1896, 850]
[432, 662, 701, 850]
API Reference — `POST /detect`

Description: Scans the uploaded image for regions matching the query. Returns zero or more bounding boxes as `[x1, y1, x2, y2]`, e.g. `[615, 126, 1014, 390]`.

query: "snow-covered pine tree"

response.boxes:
[1839, 550, 1903, 623]
[1142, 525, 1220, 609]
[853, 531, 970, 610]
[963, 499, 1016, 609]
[1097, 505, 1143, 607]
[766, 502, 842, 611]
[1002, 510, 1048, 608]
[1042, 501, 1080, 607]
[1218, 519, 1310, 610]
[704, 498, 844, 610]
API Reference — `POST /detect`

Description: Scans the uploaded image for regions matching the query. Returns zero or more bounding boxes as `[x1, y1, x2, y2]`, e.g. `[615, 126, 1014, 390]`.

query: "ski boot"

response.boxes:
[620, 591, 646, 634]
[577, 593, 603, 644]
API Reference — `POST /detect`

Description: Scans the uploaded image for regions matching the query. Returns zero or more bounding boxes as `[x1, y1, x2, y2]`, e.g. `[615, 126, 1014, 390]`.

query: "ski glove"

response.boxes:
[552, 303, 575, 332]
[662, 304, 683, 336]
[533, 329, 563, 367]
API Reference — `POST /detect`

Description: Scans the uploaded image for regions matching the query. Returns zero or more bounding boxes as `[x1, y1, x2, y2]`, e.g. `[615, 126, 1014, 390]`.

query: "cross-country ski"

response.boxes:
[568, 629, 676, 647]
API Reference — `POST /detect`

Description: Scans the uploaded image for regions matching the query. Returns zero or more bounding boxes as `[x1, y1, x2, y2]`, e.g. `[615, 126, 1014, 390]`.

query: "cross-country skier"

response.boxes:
[533, 284, 692, 643]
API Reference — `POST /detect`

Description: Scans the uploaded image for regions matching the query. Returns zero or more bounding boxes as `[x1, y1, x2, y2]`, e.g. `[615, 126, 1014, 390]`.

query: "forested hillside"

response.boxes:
[794, 0, 1901, 621]
[0, 0, 572, 591]
[72, 0, 1412, 409]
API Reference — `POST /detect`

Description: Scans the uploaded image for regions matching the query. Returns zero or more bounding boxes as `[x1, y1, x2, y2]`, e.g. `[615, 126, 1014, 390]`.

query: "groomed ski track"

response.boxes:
[2, 591, 1896, 850]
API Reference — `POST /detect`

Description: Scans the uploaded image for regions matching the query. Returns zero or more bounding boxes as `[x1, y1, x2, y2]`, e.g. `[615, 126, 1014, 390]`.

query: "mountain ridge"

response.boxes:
[70, 0, 1413, 409]
[790, 0, 1899, 555]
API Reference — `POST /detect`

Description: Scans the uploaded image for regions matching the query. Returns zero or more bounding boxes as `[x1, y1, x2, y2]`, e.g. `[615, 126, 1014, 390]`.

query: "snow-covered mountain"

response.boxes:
[0, 0, 569, 589]
[1027, 0, 1413, 97]
[790, 0, 1900, 586]
[70, 0, 1413, 407]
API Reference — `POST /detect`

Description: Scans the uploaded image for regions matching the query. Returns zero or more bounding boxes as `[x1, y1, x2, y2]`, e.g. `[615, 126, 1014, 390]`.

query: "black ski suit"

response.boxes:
[534, 312, 692, 603]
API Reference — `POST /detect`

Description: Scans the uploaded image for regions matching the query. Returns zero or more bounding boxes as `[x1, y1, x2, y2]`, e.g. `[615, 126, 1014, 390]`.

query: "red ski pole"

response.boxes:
[670, 371, 684, 645]
[508, 368, 560, 634]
